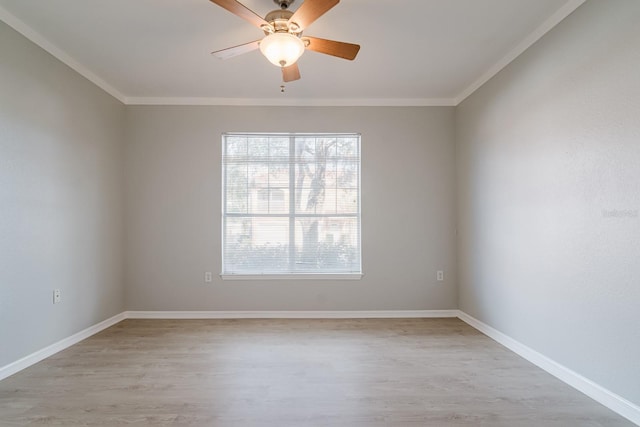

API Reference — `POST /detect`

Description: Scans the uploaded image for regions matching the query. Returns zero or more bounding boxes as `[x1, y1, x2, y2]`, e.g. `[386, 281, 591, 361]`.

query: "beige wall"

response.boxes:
[0, 21, 126, 366]
[124, 106, 457, 310]
[456, 0, 640, 405]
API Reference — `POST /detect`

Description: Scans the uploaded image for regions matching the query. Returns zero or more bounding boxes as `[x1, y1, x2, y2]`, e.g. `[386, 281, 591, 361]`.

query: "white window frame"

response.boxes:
[220, 133, 362, 280]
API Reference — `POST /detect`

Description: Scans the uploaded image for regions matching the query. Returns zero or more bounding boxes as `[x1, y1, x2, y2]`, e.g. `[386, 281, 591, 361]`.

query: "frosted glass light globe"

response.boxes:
[259, 32, 305, 67]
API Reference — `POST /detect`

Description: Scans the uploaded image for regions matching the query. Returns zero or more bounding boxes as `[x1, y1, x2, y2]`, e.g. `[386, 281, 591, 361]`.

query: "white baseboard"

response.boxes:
[125, 310, 459, 319]
[457, 311, 640, 426]
[0, 311, 127, 381]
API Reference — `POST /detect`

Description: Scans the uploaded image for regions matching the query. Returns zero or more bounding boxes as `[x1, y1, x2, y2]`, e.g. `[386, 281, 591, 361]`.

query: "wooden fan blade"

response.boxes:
[211, 40, 261, 60]
[282, 63, 301, 82]
[209, 0, 269, 28]
[288, 0, 339, 31]
[304, 36, 360, 60]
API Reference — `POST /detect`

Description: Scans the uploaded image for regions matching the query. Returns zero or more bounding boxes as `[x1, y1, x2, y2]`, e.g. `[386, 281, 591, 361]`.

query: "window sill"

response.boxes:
[220, 273, 363, 281]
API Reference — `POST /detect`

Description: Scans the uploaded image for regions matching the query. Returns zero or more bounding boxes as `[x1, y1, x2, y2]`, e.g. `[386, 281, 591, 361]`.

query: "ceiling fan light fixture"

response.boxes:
[259, 32, 305, 67]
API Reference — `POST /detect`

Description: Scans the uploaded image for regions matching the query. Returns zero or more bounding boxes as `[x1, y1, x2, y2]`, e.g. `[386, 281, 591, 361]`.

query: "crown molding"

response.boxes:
[453, 0, 586, 105]
[124, 97, 457, 107]
[0, 5, 127, 104]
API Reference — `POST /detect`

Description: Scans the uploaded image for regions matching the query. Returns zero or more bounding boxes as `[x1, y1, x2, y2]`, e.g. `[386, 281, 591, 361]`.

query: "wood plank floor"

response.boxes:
[0, 318, 633, 426]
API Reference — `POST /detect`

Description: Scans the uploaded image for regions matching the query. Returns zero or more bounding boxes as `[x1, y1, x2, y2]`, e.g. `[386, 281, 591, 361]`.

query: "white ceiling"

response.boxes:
[0, 0, 585, 105]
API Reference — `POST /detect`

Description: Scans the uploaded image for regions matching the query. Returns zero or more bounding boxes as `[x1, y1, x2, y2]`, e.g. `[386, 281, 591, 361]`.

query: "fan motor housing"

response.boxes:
[264, 9, 296, 34]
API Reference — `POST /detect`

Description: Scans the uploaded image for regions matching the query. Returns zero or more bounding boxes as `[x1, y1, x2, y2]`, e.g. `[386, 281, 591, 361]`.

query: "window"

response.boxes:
[222, 133, 361, 279]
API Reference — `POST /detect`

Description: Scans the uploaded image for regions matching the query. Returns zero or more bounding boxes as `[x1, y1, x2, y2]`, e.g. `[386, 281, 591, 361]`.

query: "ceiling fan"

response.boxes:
[209, 0, 360, 83]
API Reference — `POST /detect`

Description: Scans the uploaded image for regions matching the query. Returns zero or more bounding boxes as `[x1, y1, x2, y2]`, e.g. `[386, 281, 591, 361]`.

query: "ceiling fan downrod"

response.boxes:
[274, 0, 295, 10]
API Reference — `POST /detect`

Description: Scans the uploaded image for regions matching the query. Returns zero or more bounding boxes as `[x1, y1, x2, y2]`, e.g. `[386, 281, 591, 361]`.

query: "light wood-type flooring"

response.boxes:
[0, 318, 634, 426]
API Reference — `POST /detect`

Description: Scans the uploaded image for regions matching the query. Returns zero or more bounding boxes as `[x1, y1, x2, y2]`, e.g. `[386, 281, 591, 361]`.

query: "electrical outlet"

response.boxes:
[436, 271, 444, 282]
[53, 289, 61, 304]
[204, 272, 213, 283]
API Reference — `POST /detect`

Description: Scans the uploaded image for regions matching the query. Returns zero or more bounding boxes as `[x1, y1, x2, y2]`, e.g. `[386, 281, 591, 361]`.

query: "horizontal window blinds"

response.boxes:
[222, 133, 361, 275]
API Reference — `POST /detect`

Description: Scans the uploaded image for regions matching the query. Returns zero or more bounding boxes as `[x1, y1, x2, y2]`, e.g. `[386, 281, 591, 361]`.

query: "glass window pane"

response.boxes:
[223, 217, 252, 271]
[318, 188, 337, 215]
[337, 160, 358, 188]
[248, 137, 269, 157]
[338, 138, 357, 157]
[295, 217, 359, 272]
[269, 138, 289, 159]
[296, 187, 328, 214]
[326, 142, 337, 158]
[225, 136, 247, 157]
[224, 217, 289, 273]
[337, 189, 358, 214]
[248, 164, 269, 213]
[324, 161, 337, 188]
[225, 164, 248, 213]
[269, 163, 289, 187]
[269, 188, 289, 214]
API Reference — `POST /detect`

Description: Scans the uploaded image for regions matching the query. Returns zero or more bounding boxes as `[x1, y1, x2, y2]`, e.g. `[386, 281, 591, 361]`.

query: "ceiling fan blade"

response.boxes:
[282, 63, 301, 82]
[304, 36, 360, 60]
[211, 40, 261, 60]
[288, 0, 339, 31]
[209, 0, 269, 28]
